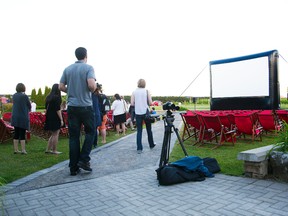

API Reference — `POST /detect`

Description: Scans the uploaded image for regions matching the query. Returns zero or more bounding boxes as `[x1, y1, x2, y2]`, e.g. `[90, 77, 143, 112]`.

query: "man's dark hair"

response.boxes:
[75, 47, 87, 60]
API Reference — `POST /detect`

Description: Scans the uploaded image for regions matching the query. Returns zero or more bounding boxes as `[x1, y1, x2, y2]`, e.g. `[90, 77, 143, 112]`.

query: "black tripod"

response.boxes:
[159, 110, 188, 168]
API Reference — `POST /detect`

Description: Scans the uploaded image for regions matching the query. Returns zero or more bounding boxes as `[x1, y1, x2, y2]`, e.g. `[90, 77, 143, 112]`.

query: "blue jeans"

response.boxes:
[135, 114, 155, 151]
[67, 106, 95, 170]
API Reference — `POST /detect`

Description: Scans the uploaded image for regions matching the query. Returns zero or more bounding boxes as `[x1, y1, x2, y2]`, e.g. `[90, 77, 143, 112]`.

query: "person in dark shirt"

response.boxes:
[11, 83, 31, 154]
[44, 83, 64, 154]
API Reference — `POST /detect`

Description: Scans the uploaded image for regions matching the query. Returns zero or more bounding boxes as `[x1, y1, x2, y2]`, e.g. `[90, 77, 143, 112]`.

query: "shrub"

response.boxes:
[2, 103, 13, 112]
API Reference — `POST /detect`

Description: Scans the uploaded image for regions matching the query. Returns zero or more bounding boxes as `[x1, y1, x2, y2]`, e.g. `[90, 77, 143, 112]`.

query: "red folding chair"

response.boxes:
[234, 114, 263, 141]
[200, 114, 236, 149]
[0, 118, 14, 143]
[106, 110, 115, 132]
[218, 113, 235, 131]
[180, 111, 202, 145]
[2, 112, 12, 122]
[257, 110, 282, 134]
[276, 109, 288, 124]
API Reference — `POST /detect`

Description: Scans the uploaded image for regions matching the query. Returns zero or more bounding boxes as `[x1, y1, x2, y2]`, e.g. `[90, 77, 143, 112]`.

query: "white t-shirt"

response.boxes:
[111, 99, 126, 116]
[132, 88, 150, 115]
[31, 102, 36, 112]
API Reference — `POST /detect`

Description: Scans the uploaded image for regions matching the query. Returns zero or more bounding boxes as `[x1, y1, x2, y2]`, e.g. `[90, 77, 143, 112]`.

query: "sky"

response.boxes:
[1, 0, 288, 97]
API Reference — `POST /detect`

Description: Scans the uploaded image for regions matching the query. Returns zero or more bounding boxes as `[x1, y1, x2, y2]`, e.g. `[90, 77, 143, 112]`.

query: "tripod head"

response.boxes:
[162, 110, 175, 126]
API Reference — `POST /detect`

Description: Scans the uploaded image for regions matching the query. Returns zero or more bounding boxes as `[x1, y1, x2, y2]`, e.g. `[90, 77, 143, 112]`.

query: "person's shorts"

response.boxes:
[13, 127, 26, 140]
[98, 114, 107, 130]
[113, 113, 126, 124]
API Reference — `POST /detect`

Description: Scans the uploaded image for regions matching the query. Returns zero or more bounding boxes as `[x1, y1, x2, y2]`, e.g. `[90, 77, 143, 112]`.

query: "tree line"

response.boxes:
[1, 86, 210, 112]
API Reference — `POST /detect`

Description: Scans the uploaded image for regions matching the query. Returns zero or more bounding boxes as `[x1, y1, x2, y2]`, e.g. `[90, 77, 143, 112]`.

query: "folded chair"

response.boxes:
[2, 112, 12, 122]
[257, 110, 282, 134]
[0, 118, 14, 143]
[200, 114, 236, 149]
[276, 109, 288, 124]
[105, 110, 115, 133]
[218, 113, 236, 131]
[180, 111, 202, 145]
[234, 114, 263, 141]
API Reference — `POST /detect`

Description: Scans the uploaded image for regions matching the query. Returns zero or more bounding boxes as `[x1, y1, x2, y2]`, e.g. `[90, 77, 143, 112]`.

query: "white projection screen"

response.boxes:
[209, 50, 280, 110]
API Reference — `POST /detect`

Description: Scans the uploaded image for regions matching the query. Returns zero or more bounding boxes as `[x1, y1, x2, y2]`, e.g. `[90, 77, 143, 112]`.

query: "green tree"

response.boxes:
[30, 89, 37, 102]
[36, 88, 44, 107]
[44, 86, 50, 100]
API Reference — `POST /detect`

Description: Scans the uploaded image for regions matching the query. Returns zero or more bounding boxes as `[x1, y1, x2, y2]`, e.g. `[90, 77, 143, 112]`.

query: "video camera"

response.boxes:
[162, 102, 179, 111]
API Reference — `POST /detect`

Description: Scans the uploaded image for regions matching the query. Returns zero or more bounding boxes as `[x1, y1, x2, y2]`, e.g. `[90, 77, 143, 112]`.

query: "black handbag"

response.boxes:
[145, 109, 155, 123]
[145, 90, 155, 123]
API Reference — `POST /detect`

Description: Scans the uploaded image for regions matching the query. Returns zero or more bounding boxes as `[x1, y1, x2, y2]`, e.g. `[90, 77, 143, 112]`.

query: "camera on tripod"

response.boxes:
[158, 101, 188, 169]
[162, 102, 180, 111]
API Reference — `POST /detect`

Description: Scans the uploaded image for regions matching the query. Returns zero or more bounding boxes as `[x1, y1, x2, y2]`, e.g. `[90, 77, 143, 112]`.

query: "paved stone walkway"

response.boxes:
[2, 113, 288, 216]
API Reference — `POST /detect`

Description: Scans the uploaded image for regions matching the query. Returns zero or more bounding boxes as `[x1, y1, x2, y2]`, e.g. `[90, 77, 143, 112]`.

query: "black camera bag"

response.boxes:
[156, 164, 205, 186]
[203, 157, 221, 173]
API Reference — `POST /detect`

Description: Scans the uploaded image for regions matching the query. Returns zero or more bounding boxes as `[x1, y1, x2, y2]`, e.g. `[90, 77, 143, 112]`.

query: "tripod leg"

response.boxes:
[159, 125, 172, 167]
[173, 125, 188, 157]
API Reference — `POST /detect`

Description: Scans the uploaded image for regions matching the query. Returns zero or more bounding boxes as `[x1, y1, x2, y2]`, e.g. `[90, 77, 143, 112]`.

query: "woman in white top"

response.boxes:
[111, 93, 127, 135]
[131, 79, 155, 154]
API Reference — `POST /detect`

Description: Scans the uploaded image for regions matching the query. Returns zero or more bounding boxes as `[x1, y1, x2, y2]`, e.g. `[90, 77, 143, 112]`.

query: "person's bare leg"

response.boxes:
[13, 139, 20, 153]
[101, 129, 106, 144]
[46, 136, 53, 153]
[129, 121, 134, 130]
[115, 124, 120, 135]
[121, 123, 126, 135]
[51, 130, 61, 154]
[20, 140, 27, 154]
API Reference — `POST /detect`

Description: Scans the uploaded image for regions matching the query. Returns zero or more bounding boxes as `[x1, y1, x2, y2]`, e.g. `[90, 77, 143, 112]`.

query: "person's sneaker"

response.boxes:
[52, 151, 62, 155]
[137, 150, 143, 154]
[70, 167, 80, 176]
[77, 161, 92, 172]
[150, 144, 156, 149]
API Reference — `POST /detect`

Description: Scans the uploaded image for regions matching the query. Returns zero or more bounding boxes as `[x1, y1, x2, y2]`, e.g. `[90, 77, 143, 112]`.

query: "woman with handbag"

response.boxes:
[111, 93, 127, 136]
[131, 79, 156, 154]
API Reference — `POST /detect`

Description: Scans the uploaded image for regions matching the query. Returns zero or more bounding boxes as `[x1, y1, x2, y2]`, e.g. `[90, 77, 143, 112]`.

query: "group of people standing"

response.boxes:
[10, 47, 156, 176]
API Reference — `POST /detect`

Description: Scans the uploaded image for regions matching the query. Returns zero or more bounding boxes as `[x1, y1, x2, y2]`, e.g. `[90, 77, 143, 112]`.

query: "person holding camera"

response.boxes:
[131, 79, 156, 154]
[92, 83, 102, 148]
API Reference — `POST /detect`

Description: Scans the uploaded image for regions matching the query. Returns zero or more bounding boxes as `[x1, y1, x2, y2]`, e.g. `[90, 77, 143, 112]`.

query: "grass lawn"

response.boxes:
[170, 134, 277, 176]
[0, 129, 135, 184]
[0, 102, 285, 184]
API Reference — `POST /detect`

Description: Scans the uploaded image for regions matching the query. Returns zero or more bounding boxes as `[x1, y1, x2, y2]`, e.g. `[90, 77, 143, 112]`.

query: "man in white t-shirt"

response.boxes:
[31, 101, 37, 112]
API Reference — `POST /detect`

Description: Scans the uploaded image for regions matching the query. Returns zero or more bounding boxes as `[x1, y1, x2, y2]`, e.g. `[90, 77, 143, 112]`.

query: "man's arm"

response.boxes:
[59, 83, 67, 93]
[87, 78, 96, 93]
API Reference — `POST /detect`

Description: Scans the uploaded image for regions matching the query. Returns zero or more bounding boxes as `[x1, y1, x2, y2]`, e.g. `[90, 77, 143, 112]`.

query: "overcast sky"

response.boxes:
[1, 0, 288, 97]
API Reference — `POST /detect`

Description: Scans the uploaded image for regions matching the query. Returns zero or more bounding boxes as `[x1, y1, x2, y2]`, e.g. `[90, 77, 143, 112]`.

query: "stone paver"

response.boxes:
[2, 112, 288, 216]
